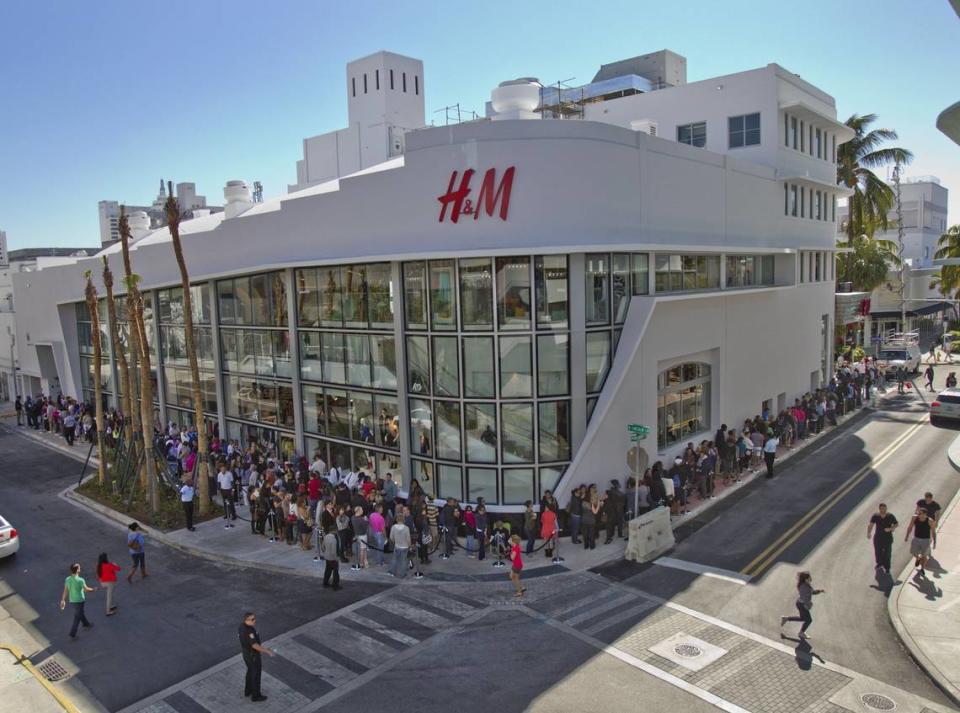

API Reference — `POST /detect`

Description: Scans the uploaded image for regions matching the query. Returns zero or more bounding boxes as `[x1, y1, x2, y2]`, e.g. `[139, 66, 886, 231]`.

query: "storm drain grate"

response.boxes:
[673, 643, 703, 658]
[36, 658, 70, 682]
[860, 693, 896, 711]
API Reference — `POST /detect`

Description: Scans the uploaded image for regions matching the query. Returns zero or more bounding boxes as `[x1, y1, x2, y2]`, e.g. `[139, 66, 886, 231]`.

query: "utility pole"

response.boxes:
[893, 159, 906, 333]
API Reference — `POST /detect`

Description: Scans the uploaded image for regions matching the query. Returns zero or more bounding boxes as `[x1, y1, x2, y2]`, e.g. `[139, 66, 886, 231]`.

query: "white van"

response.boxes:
[877, 341, 922, 376]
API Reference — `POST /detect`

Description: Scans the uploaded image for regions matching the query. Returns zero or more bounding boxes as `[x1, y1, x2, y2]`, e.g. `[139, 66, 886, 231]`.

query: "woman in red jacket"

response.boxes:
[540, 507, 558, 559]
[96, 552, 122, 616]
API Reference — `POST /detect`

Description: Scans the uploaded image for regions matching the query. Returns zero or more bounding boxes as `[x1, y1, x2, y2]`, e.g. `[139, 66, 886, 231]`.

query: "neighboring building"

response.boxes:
[288, 51, 425, 192]
[0, 243, 98, 400]
[836, 176, 951, 348]
[13, 50, 847, 512]
[98, 180, 222, 247]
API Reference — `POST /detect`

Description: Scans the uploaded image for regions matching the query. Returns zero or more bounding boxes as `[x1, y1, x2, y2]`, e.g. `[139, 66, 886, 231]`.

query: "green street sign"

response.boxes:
[627, 424, 650, 435]
[630, 433, 642, 442]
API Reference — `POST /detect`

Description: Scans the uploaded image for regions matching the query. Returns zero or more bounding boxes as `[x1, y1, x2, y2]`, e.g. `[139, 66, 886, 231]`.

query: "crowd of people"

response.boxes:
[14, 393, 124, 448]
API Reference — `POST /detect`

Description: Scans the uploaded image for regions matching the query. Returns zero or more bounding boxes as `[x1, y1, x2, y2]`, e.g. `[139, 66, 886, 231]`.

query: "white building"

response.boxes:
[288, 51, 425, 191]
[98, 180, 220, 246]
[13, 50, 848, 511]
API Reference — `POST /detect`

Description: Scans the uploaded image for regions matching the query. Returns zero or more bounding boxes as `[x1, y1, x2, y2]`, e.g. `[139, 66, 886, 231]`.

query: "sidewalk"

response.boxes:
[2, 388, 890, 584]
[888, 433, 960, 706]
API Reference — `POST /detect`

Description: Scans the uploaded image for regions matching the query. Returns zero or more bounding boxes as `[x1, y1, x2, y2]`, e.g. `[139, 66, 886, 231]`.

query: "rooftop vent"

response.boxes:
[490, 78, 540, 121]
[128, 211, 151, 239]
[631, 119, 658, 136]
[223, 180, 253, 219]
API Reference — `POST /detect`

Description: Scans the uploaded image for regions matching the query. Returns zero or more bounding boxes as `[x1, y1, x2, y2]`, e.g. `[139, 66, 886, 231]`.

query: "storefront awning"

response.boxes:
[870, 301, 953, 319]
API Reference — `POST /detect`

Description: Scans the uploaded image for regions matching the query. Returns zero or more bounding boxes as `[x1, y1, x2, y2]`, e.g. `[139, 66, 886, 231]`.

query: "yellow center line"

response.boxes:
[740, 416, 925, 577]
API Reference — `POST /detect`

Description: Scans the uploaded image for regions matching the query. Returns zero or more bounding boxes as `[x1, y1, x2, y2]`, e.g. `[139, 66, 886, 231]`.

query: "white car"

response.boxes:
[931, 388, 960, 427]
[0, 516, 19, 559]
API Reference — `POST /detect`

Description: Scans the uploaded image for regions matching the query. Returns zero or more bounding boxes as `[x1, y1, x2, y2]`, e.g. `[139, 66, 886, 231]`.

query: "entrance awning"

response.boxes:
[870, 301, 953, 318]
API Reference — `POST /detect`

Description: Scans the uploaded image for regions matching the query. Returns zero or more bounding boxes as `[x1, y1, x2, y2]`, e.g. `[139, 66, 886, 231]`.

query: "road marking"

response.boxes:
[563, 592, 636, 626]
[654, 557, 751, 585]
[581, 599, 657, 637]
[742, 417, 926, 578]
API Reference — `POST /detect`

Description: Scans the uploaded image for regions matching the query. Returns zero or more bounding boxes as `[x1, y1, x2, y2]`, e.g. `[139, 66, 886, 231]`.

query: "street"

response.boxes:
[0, 371, 958, 713]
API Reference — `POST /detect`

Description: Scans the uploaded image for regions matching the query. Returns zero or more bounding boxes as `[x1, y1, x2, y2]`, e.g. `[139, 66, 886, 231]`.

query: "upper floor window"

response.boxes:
[728, 113, 760, 148]
[677, 121, 706, 147]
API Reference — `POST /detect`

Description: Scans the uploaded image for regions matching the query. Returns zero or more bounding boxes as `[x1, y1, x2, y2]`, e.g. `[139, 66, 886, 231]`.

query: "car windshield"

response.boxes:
[879, 350, 907, 360]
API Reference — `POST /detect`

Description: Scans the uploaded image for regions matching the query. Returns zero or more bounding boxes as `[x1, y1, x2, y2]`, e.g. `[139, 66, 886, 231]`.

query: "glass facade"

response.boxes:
[72, 249, 757, 508]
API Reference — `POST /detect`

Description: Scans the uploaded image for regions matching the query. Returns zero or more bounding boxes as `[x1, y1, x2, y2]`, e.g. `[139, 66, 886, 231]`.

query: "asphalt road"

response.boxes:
[602, 370, 960, 706]
[0, 426, 390, 712]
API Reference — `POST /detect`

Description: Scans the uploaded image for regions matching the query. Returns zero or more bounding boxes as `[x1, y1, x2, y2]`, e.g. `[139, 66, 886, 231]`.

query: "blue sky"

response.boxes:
[0, 0, 957, 250]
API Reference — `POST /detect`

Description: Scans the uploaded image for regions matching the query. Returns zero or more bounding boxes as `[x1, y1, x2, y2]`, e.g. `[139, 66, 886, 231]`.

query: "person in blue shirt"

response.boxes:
[125, 522, 147, 583]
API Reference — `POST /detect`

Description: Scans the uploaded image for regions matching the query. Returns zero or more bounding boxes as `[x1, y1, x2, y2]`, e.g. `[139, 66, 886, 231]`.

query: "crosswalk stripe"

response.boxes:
[302, 619, 392, 669]
[183, 665, 309, 713]
[340, 611, 419, 647]
[412, 589, 481, 617]
[373, 598, 451, 630]
[563, 592, 638, 627]
[274, 638, 357, 688]
[547, 587, 618, 619]
[581, 599, 657, 637]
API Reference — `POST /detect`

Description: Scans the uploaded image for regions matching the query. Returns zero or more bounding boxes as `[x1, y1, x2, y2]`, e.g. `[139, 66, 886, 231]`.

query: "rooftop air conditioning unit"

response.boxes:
[631, 119, 658, 136]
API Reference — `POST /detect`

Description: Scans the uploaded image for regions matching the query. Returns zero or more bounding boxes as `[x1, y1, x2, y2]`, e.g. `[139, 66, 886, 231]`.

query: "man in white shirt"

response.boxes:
[763, 430, 779, 479]
[309, 453, 326, 477]
[343, 469, 359, 492]
[327, 465, 341, 488]
[388, 519, 411, 579]
[217, 464, 236, 527]
[179, 478, 196, 531]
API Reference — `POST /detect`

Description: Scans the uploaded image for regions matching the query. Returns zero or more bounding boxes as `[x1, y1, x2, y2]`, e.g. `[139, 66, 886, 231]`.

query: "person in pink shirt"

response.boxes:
[508, 534, 524, 598]
[368, 504, 387, 567]
[183, 447, 197, 477]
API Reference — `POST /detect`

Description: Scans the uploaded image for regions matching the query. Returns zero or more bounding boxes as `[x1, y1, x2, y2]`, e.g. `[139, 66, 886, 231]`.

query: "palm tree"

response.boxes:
[837, 114, 913, 280]
[164, 181, 210, 513]
[102, 256, 133, 448]
[931, 225, 960, 303]
[836, 235, 900, 294]
[84, 271, 108, 485]
[118, 210, 158, 514]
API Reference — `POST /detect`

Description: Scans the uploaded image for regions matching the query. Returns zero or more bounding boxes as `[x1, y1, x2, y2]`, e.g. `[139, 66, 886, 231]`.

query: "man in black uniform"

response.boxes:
[866, 503, 898, 574]
[239, 612, 275, 702]
[604, 480, 626, 544]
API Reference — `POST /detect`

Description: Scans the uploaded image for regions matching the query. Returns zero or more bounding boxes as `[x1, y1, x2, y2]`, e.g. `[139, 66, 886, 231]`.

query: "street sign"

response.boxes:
[630, 433, 641, 442]
[627, 424, 650, 436]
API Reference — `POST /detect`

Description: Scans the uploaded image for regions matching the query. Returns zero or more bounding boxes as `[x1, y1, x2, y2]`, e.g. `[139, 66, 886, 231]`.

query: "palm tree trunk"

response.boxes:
[84, 274, 108, 485]
[102, 257, 133, 448]
[165, 182, 210, 514]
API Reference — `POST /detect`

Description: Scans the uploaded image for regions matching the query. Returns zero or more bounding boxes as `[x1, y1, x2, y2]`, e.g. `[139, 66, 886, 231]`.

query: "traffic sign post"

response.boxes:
[626, 424, 650, 519]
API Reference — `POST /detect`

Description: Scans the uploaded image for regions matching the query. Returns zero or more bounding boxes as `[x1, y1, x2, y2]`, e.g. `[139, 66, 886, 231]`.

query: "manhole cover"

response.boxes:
[36, 658, 70, 682]
[860, 693, 896, 711]
[673, 643, 703, 658]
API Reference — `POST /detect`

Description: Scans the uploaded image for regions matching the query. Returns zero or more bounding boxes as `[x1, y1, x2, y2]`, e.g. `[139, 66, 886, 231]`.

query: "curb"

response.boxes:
[886, 433, 960, 709]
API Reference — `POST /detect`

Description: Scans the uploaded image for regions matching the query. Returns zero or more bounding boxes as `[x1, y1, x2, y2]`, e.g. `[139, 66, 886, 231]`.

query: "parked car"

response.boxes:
[0, 516, 19, 559]
[877, 344, 921, 376]
[931, 389, 960, 427]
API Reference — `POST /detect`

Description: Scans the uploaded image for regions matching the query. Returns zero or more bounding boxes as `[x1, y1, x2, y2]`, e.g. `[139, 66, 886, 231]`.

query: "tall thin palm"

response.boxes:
[837, 114, 913, 278]
[931, 225, 960, 300]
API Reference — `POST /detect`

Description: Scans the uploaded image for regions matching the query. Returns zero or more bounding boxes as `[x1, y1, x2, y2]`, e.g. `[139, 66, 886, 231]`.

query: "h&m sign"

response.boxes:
[437, 166, 516, 223]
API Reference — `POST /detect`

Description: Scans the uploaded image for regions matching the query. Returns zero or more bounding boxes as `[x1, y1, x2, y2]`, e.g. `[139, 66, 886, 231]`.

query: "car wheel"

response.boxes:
[931, 416, 943, 427]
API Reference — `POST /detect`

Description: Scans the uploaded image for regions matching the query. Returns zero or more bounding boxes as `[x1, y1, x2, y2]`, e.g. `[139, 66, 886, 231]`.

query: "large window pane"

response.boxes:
[403, 262, 427, 330]
[438, 464, 463, 501]
[321, 333, 346, 384]
[375, 395, 400, 449]
[586, 332, 611, 393]
[501, 403, 533, 463]
[429, 259, 456, 330]
[537, 334, 569, 396]
[325, 388, 350, 439]
[539, 466, 565, 499]
[350, 391, 374, 443]
[343, 266, 368, 328]
[432, 336, 459, 397]
[467, 468, 497, 504]
[367, 263, 394, 328]
[585, 253, 610, 325]
[278, 384, 295, 428]
[631, 254, 649, 295]
[299, 332, 322, 382]
[252, 330, 273, 377]
[535, 255, 568, 328]
[296, 269, 320, 327]
[654, 254, 669, 293]
[251, 274, 271, 326]
[465, 403, 497, 463]
[503, 468, 534, 505]
[462, 336, 495, 398]
[217, 280, 237, 325]
[538, 401, 570, 461]
[410, 398, 432, 458]
[496, 256, 531, 329]
[271, 272, 288, 327]
[319, 267, 343, 327]
[370, 335, 397, 390]
[406, 335, 430, 395]
[302, 384, 326, 434]
[346, 333, 371, 387]
[612, 253, 630, 323]
[258, 381, 278, 424]
[435, 400, 461, 461]
[499, 335, 532, 398]
[274, 331, 292, 379]
[459, 258, 493, 330]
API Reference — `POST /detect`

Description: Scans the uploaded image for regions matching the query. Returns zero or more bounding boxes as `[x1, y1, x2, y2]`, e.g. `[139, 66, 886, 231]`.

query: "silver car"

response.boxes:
[930, 388, 960, 427]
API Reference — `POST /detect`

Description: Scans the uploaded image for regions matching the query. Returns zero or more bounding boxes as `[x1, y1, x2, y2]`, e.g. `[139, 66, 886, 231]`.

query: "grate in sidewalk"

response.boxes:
[36, 658, 70, 682]
[859, 693, 896, 710]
